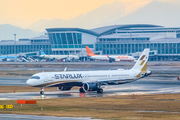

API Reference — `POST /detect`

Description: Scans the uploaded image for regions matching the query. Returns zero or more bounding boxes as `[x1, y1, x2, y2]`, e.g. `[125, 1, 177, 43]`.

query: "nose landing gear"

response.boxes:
[40, 87, 44, 95]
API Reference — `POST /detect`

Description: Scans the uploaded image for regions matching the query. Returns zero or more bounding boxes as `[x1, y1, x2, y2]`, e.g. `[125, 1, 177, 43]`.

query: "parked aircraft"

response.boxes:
[0, 56, 18, 62]
[86, 46, 136, 62]
[26, 49, 151, 95]
[39, 50, 79, 61]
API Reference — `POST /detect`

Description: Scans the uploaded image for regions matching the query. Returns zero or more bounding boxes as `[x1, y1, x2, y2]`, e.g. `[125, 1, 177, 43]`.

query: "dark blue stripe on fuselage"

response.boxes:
[48, 82, 83, 87]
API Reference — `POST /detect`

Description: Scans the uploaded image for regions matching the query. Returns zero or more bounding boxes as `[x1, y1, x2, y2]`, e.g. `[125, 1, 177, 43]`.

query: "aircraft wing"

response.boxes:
[95, 77, 136, 85]
[0, 56, 9, 62]
[107, 55, 120, 62]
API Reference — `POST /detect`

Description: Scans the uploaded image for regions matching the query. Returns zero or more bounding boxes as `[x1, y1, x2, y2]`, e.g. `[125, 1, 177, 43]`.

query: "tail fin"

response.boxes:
[131, 49, 150, 73]
[40, 49, 46, 55]
[86, 46, 96, 56]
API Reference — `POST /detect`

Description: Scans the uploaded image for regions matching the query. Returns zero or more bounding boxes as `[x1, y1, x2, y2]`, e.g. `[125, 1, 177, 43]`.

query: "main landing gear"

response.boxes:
[40, 87, 44, 95]
[79, 88, 85, 93]
[97, 88, 103, 93]
[97, 82, 103, 93]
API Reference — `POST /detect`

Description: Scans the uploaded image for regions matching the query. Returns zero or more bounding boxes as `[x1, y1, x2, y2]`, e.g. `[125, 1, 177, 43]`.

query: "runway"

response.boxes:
[0, 76, 180, 100]
[0, 77, 27, 86]
[0, 65, 180, 86]
[0, 114, 101, 120]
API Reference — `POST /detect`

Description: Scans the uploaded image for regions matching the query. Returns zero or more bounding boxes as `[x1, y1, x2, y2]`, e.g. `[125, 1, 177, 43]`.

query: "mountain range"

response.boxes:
[1, 1, 180, 40]
[0, 24, 40, 41]
[114, 1, 180, 27]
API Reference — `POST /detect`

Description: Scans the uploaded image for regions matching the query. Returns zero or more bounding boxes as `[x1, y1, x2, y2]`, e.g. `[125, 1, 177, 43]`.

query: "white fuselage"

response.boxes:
[40, 55, 79, 60]
[26, 69, 140, 87]
[90, 55, 136, 61]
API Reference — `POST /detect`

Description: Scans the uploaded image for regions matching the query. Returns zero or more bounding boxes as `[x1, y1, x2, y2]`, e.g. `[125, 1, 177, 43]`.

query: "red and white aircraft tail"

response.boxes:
[86, 46, 98, 56]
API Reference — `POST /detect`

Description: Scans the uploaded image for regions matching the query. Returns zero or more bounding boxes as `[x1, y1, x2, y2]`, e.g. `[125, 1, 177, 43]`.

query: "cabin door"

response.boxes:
[44, 74, 48, 82]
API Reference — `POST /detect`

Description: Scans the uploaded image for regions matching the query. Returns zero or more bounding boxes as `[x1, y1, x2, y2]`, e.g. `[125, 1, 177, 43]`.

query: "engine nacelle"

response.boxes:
[83, 82, 98, 91]
[57, 86, 72, 91]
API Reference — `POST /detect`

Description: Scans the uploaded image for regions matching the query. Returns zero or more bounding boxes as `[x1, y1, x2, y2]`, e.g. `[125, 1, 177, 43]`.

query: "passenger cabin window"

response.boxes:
[31, 76, 40, 79]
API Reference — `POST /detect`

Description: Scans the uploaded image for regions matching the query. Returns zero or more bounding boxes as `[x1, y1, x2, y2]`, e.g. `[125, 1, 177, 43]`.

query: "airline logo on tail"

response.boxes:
[131, 49, 150, 78]
[86, 46, 98, 56]
[40, 48, 45, 55]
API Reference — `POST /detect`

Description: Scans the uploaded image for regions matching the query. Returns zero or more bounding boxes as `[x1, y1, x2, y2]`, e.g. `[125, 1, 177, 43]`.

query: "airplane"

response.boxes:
[39, 49, 79, 61]
[26, 48, 151, 95]
[0, 56, 18, 62]
[86, 46, 136, 62]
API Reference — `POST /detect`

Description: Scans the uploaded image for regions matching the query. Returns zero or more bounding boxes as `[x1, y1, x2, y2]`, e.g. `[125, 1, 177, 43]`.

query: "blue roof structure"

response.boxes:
[91, 24, 163, 36]
[30, 35, 49, 40]
[46, 24, 163, 37]
[46, 28, 99, 36]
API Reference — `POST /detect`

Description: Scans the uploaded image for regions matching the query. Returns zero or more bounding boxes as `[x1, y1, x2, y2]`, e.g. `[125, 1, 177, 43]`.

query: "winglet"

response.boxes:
[86, 46, 96, 56]
[106, 54, 109, 58]
[63, 67, 67, 72]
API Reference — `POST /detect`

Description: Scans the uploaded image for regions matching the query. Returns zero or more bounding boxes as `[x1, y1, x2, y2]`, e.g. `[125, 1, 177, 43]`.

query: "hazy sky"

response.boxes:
[0, 0, 178, 28]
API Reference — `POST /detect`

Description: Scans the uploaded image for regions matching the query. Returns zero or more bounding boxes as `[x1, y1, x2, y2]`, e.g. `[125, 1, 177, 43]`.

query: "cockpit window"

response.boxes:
[31, 76, 40, 79]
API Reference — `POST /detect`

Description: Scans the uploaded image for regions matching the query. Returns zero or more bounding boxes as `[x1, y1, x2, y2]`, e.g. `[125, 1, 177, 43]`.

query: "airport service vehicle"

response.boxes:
[40, 50, 79, 60]
[86, 46, 136, 62]
[19, 56, 37, 62]
[39, 50, 79, 61]
[26, 49, 151, 95]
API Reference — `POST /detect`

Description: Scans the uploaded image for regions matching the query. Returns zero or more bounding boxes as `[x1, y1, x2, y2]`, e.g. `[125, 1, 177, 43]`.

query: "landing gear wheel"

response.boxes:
[40, 91, 44, 95]
[97, 88, 103, 93]
[79, 88, 85, 93]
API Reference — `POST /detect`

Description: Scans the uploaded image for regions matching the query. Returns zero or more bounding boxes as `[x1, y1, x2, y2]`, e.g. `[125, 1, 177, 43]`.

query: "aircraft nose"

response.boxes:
[26, 79, 32, 86]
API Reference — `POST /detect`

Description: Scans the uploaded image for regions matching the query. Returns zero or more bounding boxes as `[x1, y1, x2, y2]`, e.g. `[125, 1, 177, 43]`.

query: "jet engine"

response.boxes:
[83, 82, 98, 91]
[57, 86, 72, 91]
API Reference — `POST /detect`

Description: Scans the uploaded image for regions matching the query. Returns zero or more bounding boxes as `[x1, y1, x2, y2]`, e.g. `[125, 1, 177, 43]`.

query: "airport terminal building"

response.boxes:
[1, 24, 180, 61]
[46, 24, 180, 61]
[0, 35, 51, 56]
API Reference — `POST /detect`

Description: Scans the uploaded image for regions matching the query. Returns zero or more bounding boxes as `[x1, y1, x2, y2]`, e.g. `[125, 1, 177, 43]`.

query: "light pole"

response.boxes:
[81, 43, 82, 61]
[14, 34, 16, 56]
